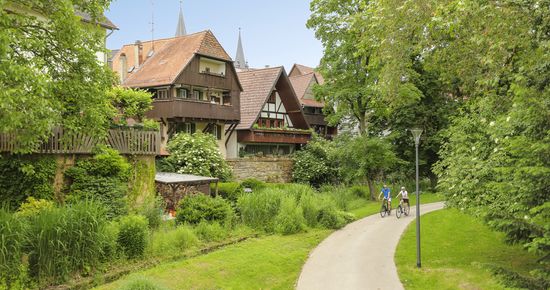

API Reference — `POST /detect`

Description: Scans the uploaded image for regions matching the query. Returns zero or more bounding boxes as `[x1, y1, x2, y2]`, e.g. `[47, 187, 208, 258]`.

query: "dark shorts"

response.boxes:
[403, 198, 409, 204]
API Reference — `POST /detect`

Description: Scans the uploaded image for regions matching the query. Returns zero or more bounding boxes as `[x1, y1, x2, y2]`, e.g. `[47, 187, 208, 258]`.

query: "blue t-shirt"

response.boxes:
[381, 188, 391, 199]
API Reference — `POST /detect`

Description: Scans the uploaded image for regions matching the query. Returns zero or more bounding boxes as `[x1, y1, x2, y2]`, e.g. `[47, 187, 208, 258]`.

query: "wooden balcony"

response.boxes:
[237, 129, 311, 144]
[304, 113, 327, 126]
[146, 99, 240, 122]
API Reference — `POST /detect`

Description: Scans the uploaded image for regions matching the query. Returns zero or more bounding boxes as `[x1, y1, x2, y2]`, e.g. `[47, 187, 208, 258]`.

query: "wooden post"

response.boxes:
[215, 181, 219, 197]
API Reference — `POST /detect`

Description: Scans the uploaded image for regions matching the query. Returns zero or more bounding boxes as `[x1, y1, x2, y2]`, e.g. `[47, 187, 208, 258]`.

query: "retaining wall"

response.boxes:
[227, 157, 293, 183]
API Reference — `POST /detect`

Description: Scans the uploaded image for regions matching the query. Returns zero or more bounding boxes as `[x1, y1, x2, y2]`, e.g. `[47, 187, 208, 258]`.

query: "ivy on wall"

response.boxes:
[0, 155, 56, 208]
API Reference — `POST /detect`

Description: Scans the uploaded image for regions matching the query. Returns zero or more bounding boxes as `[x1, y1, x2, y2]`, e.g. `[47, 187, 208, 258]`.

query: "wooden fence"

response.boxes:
[0, 127, 160, 155]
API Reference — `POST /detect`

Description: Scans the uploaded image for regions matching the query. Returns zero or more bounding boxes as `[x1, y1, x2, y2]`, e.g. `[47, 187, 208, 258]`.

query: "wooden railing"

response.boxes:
[0, 127, 160, 155]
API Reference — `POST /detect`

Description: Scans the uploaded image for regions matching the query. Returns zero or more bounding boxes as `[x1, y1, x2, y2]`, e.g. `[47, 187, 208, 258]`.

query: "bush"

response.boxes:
[237, 188, 284, 232]
[215, 182, 244, 203]
[148, 225, 198, 257]
[0, 155, 56, 208]
[102, 221, 120, 261]
[16, 197, 54, 218]
[119, 277, 169, 290]
[321, 186, 356, 211]
[176, 194, 235, 226]
[137, 195, 164, 229]
[274, 196, 307, 235]
[240, 178, 266, 191]
[299, 193, 322, 227]
[26, 201, 109, 285]
[163, 133, 232, 181]
[65, 146, 130, 219]
[193, 221, 229, 242]
[0, 208, 27, 287]
[317, 204, 352, 229]
[292, 137, 338, 187]
[118, 215, 149, 259]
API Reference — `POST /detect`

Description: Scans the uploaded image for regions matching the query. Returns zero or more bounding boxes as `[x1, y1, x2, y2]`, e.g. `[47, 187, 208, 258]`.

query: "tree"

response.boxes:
[109, 86, 153, 123]
[0, 0, 115, 152]
[292, 135, 338, 187]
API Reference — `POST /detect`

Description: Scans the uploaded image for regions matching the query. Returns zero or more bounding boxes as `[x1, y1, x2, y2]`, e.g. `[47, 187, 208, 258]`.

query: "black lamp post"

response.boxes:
[411, 128, 423, 268]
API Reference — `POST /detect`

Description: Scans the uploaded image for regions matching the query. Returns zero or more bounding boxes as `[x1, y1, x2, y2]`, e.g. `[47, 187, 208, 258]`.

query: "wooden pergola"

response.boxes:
[155, 172, 219, 212]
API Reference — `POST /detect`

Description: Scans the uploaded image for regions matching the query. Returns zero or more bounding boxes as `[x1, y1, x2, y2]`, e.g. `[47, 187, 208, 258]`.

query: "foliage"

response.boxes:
[0, 0, 116, 153]
[136, 195, 164, 229]
[214, 182, 243, 203]
[65, 146, 130, 218]
[25, 201, 109, 286]
[193, 221, 229, 243]
[239, 178, 265, 191]
[163, 133, 231, 181]
[317, 205, 350, 229]
[292, 136, 338, 187]
[117, 215, 149, 259]
[148, 225, 198, 257]
[237, 189, 284, 232]
[0, 155, 56, 208]
[109, 87, 152, 123]
[16, 197, 54, 218]
[176, 194, 235, 226]
[0, 208, 27, 287]
[274, 196, 307, 235]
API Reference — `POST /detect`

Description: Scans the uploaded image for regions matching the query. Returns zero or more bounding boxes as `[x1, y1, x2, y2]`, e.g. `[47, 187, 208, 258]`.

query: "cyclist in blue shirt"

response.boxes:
[378, 184, 392, 213]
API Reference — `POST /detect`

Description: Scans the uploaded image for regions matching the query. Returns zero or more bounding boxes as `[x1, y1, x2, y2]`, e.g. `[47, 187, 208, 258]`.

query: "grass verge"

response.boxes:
[395, 208, 542, 290]
[94, 229, 331, 290]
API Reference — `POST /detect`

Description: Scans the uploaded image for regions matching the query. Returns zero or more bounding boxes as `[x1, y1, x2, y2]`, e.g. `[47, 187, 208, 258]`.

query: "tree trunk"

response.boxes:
[358, 114, 367, 136]
[367, 178, 376, 201]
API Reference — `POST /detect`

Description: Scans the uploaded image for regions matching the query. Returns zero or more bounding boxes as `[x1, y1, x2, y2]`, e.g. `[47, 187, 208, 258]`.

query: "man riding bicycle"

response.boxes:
[378, 184, 391, 213]
[396, 186, 409, 207]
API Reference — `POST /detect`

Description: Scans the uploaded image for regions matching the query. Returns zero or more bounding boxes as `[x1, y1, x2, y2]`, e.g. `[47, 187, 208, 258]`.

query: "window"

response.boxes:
[205, 123, 222, 140]
[176, 88, 188, 99]
[193, 89, 204, 100]
[171, 122, 195, 136]
[222, 91, 231, 105]
[267, 93, 276, 104]
[155, 89, 169, 100]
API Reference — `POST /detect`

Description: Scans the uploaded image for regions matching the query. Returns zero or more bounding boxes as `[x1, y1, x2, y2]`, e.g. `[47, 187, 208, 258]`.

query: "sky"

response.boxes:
[105, 0, 324, 71]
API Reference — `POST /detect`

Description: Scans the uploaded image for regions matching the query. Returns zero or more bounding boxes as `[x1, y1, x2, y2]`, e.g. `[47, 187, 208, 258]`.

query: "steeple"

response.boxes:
[175, 1, 186, 37]
[234, 28, 248, 70]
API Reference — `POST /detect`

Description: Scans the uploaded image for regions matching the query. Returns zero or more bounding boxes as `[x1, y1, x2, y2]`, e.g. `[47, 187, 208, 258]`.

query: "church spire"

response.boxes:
[234, 28, 248, 70]
[175, 0, 186, 37]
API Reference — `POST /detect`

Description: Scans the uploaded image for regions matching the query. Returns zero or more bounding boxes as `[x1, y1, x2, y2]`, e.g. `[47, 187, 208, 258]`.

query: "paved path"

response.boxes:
[297, 202, 445, 290]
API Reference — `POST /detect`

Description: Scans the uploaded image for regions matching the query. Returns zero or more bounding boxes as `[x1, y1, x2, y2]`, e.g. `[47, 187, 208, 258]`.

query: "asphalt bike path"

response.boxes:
[297, 202, 445, 290]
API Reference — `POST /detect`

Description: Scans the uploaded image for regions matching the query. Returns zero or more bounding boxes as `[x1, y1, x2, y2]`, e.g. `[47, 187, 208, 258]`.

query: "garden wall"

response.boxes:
[227, 157, 293, 183]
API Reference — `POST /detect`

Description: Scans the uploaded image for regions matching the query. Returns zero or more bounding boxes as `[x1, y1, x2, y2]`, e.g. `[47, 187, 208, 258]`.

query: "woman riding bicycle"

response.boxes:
[396, 186, 409, 206]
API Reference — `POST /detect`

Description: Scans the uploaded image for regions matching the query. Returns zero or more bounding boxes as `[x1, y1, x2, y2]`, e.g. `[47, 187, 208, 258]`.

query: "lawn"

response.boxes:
[95, 229, 331, 290]
[395, 209, 542, 290]
[96, 194, 444, 289]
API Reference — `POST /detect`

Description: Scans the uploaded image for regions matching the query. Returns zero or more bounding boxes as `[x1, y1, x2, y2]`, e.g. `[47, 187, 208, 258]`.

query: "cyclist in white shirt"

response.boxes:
[396, 186, 409, 207]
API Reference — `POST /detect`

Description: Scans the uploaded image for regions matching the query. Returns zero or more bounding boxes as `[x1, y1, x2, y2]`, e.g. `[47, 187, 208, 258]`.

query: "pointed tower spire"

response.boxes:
[234, 28, 248, 70]
[175, 0, 186, 37]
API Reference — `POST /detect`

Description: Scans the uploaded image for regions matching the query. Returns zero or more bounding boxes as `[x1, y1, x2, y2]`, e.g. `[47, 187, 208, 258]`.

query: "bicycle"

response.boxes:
[395, 198, 410, 219]
[380, 198, 391, 217]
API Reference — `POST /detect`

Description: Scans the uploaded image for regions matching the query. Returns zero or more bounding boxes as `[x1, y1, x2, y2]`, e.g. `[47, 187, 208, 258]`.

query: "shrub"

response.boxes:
[137, 195, 164, 229]
[240, 178, 266, 191]
[118, 215, 149, 259]
[16, 197, 55, 218]
[299, 193, 322, 227]
[176, 194, 234, 226]
[65, 146, 130, 219]
[148, 225, 198, 257]
[193, 221, 229, 242]
[0, 208, 27, 287]
[274, 196, 307, 235]
[102, 221, 120, 261]
[317, 205, 348, 229]
[215, 182, 244, 203]
[292, 137, 338, 187]
[26, 201, 109, 285]
[119, 277, 169, 290]
[0, 155, 56, 208]
[163, 133, 232, 181]
[321, 186, 356, 211]
[237, 188, 284, 232]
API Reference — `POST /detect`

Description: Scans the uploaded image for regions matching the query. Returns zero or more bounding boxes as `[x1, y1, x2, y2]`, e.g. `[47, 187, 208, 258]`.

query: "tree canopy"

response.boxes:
[0, 0, 115, 152]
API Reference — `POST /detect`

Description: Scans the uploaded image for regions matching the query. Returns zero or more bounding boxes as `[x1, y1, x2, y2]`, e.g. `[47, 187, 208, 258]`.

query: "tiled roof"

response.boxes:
[289, 73, 325, 108]
[289, 63, 325, 84]
[76, 11, 118, 30]
[112, 30, 232, 88]
[236, 67, 283, 129]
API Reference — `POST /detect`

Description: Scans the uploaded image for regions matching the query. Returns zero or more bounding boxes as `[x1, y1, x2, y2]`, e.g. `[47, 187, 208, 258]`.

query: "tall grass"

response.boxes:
[193, 221, 229, 243]
[237, 188, 284, 232]
[25, 200, 109, 286]
[147, 225, 198, 257]
[0, 208, 27, 287]
[274, 196, 307, 235]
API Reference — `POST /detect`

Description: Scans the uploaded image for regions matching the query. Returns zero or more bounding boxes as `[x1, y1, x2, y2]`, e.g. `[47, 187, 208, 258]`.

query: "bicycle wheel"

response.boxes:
[380, 204, 387, 218]
[396, 205, 402, 218]
[404, 203, 410, 216]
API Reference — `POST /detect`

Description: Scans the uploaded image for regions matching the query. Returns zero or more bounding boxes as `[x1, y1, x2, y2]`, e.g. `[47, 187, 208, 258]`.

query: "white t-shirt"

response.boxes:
[400, 190, 408, 199]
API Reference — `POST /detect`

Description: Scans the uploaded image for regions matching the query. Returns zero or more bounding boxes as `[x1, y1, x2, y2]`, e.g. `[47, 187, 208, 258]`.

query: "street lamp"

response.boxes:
[411, 128, 423, 268]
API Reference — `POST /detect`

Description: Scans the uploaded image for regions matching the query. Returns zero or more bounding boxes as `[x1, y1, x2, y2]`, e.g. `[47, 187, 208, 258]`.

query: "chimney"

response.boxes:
[134, 40, 143, 67]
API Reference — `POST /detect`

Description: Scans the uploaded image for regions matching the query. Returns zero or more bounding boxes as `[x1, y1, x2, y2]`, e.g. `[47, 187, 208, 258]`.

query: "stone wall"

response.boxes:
[227, 157, 294, 183]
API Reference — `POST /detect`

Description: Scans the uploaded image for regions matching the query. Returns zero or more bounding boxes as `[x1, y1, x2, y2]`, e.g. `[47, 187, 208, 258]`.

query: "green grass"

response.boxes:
[395, 209, 541, 290]
[95, 230, 331, 290]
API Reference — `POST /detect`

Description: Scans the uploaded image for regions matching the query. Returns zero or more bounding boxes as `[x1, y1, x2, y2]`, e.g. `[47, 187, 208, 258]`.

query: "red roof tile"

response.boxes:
[289, 73, 325, 108]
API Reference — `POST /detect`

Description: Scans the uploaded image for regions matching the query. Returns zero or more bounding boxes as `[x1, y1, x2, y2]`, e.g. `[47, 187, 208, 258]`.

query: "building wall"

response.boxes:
[226, 125, 239, 159]
[227, 157, 293, 183]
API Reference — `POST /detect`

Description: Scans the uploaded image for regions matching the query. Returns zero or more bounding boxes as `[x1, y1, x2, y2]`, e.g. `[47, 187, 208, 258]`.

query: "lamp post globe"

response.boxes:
[410, 128, 423, 268]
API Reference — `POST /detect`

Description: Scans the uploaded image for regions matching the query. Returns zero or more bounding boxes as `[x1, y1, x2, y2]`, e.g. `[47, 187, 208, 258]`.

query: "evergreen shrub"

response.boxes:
[176, 194, 234, 226]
